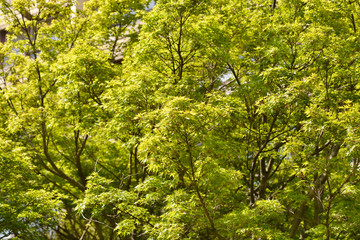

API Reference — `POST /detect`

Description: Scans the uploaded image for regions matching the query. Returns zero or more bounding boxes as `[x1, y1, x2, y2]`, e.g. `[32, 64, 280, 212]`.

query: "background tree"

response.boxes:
[1, 0, 360, 239]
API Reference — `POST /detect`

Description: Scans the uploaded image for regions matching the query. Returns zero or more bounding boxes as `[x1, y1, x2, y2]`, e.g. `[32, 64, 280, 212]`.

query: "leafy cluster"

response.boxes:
[1, 0, 360, 239]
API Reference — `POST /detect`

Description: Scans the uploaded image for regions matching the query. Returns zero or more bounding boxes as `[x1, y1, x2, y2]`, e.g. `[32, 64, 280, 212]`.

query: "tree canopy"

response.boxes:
[1, 0, 360, 239]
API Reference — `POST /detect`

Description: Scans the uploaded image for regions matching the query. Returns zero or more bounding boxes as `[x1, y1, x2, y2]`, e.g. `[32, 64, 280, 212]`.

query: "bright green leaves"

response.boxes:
[0, 152, 63, 239]
[221, 200, 288, 240]
[77, 172, 156, 238]
[141, 97, 229, 176]
[1, 0, 360, 239]
[129, 0, 227, 99]
[84, 0, 149, 60]
[0, 0, 137, 238]
[53, 43, 117, 131]
[138, 97, 243, 238]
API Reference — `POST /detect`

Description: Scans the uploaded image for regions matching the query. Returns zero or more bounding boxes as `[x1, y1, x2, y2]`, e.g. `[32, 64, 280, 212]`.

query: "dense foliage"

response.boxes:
[1, 0, 360, 239]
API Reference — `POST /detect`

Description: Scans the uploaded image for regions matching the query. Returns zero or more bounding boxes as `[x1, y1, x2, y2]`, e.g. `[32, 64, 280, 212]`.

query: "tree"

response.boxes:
[0, 0, 146, 238]
[1, 0, 360, 239]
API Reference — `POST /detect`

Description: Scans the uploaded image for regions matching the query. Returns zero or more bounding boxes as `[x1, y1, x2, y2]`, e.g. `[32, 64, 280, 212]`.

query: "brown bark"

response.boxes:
[126, 148, 133, 190]
[271, 0, 277, 11]
[289, 202, 307, 238]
